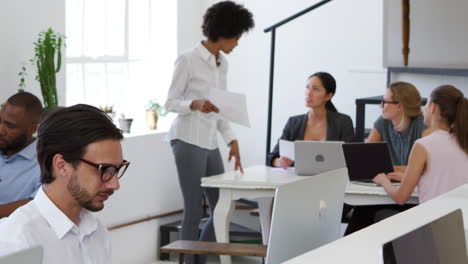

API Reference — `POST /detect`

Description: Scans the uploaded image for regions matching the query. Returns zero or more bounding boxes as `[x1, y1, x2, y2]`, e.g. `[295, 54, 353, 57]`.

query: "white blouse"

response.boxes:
[165, 43, 236, 150]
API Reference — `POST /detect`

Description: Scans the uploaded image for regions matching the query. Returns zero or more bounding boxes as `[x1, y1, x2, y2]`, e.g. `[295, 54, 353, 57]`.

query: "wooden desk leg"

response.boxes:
[213, 188, 235, 264]
[194, 254, 200, 264]
[178, 253, 184, 264]
[257, 197, 273, 245]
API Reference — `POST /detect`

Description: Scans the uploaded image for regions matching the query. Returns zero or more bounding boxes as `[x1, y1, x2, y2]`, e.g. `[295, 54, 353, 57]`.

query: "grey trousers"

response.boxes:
[171, 139, 224, 264]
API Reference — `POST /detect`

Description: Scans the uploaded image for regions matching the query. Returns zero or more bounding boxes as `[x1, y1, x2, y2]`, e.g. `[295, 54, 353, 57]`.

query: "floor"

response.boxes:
[151, 224, 348, 264]
[151, 255, 263, 264]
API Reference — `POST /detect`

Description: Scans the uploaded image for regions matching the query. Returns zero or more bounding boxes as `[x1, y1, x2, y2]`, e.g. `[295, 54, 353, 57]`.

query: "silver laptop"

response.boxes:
[383, 209, 468, 264]
[0, 246, 42, 264]
[294, 141, 345, 176]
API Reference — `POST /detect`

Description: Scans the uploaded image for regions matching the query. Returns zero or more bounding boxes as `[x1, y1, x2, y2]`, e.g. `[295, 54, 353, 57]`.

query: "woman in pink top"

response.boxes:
[373, 85, 468, 204]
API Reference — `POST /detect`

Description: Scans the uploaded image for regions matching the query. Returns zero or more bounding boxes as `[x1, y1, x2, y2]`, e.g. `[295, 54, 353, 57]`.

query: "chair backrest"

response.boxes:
[0, 246, 43, 264]
[265, 168, 348, 264]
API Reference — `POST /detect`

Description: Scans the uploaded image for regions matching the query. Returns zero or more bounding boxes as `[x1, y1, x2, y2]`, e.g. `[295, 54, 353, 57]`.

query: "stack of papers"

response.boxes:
[279, 139, 295, 161]
[210, 89, 250, 127]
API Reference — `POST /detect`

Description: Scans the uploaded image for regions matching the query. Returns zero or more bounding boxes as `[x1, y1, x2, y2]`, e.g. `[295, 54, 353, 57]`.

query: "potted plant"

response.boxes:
[99, 105, 116, 119]
[145, 99, 168, 130]
[118, 114, 133, 134]
[31, 28, 65, 109]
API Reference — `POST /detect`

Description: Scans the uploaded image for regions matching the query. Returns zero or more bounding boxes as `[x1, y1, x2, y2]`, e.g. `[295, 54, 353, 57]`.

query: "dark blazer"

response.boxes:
[266, 111, 355, 166]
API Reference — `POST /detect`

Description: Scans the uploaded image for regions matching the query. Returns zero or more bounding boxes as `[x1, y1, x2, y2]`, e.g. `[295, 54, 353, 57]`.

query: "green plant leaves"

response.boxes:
[31, 27, 65, 108]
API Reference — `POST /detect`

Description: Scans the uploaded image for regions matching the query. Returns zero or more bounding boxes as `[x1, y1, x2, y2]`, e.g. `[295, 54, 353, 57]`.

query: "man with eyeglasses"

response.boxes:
[0, 104, 129, 264]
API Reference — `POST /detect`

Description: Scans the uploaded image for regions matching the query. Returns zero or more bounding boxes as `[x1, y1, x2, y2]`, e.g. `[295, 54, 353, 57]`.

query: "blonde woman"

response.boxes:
[346, 82, 428, 235]
[368, 82, 429, 167]
[373, 85, 468, 204]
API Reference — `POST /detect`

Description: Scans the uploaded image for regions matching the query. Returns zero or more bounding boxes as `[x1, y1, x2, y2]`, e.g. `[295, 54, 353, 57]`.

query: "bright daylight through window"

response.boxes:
[66, 0, 177, 132]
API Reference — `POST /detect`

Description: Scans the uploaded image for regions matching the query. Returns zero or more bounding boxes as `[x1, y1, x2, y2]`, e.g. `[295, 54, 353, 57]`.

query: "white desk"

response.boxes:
[284, 184, 468, 264]
[345, 182, 419, 205]
[201, 165, 303, 264]
[201, 165, 419, 264]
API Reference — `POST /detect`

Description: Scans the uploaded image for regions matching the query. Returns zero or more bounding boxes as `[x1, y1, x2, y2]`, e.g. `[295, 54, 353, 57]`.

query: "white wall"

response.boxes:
[384, 0, 468, 68]
[383, 0, 468, 101]
[94, 132, 184, 264]
[177, 0, 203, 54]
[200, 0, 387, 167]
[0, 0, 66, 105]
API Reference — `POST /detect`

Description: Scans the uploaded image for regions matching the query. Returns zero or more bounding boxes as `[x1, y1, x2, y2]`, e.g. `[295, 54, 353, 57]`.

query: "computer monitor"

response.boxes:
[266, 168, 347, 264]
[383, 209, 468, 264]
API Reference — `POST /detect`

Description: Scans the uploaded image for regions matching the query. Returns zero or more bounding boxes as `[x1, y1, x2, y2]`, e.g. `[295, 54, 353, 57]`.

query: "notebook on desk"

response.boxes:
[294, 141, 345, 176]
[342, 142, 394, 184]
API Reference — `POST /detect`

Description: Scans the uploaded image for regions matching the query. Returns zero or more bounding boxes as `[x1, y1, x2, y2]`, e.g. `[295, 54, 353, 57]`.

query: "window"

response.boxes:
[66, 0, 177, 131]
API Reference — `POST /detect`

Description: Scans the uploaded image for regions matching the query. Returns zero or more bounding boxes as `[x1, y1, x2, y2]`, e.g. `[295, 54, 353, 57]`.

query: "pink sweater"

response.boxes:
[416, 130, 468, 203]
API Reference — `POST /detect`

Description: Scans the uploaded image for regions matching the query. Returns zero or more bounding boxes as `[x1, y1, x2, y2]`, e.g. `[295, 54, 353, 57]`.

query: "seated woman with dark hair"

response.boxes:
[266, 72, 355, 168]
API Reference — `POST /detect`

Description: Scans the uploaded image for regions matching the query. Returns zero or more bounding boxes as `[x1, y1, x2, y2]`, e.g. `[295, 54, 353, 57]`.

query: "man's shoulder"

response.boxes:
[0, 201, 43, 241]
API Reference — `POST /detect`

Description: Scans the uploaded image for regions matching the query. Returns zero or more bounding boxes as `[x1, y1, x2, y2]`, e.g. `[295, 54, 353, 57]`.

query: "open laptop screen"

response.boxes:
[383, 209, 468, 264]
[342, 142, 394, 182]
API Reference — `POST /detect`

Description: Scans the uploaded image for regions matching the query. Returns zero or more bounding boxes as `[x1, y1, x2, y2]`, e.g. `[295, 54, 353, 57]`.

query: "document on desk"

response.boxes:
[279, 140, 295, 160]
[210, 89, 250, 127]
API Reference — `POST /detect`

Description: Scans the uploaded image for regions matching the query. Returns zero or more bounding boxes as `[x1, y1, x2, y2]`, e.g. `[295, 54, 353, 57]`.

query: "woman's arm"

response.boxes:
[373, 143, 427, 204]
[164, 56, 194, 114]
[367, 128, 382, 142]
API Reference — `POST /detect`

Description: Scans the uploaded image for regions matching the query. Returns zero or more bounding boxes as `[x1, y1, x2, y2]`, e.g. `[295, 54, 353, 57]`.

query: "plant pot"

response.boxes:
[118, 118, 134, 133]
[145, 110, 158, 130]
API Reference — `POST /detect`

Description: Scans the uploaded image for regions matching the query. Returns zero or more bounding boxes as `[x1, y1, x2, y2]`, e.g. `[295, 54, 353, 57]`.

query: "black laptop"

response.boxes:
[342, 142, 394, 183]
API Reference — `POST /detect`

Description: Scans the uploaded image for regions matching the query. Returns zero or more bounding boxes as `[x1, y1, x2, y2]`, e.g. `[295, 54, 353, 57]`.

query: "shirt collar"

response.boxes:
[34, 187, 98, 239]
[17, 139, 37, 160]
[0, 139, 37, 160]
[196, 42, 225, 67]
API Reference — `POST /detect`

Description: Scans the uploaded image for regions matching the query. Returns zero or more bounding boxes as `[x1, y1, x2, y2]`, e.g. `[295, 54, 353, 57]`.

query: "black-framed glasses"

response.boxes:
[79, 158, 130, 182]
[380, 100, 399, 106]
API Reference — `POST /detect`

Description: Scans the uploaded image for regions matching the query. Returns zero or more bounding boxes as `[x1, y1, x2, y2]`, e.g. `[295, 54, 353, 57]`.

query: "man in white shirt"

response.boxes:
[0, 104, 130, 264]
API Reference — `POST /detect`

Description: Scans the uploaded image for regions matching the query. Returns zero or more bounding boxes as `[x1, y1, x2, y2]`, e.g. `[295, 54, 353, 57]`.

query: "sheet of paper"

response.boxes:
[279, 139, 295, 161]
[210, 89, 250, 127]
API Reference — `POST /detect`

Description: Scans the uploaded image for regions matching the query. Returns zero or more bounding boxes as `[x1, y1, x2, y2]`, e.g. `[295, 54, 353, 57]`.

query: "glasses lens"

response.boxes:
[117, 163, 129, 179]
[102, 166, 117, 182]
[100, 162, 129, 182]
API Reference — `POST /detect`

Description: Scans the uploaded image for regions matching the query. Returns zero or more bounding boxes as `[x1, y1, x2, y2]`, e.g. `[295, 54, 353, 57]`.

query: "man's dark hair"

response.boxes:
[202, 1, 254, 42]
[37, 104, 123, 184]
[7, 92, 43, 122]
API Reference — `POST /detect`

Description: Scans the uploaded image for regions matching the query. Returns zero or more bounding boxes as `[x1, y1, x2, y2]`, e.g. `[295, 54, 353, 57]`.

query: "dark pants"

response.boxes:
[344, 204, 416, 236]
[171, 139, 224, 264]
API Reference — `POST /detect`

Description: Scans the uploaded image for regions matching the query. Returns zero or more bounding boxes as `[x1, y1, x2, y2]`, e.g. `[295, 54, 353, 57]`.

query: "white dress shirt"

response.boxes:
[0, 187, 111, 264]
[165, 42, 236, 150]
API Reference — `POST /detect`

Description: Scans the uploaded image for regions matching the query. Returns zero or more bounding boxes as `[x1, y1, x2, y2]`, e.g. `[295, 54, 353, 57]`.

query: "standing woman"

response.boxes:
[165, 2, 254, 263]
[373, 85, 468, 204]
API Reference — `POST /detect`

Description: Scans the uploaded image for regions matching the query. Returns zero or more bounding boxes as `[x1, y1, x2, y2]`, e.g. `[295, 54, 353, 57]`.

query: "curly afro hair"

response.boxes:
[202, 1, 254, 42]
